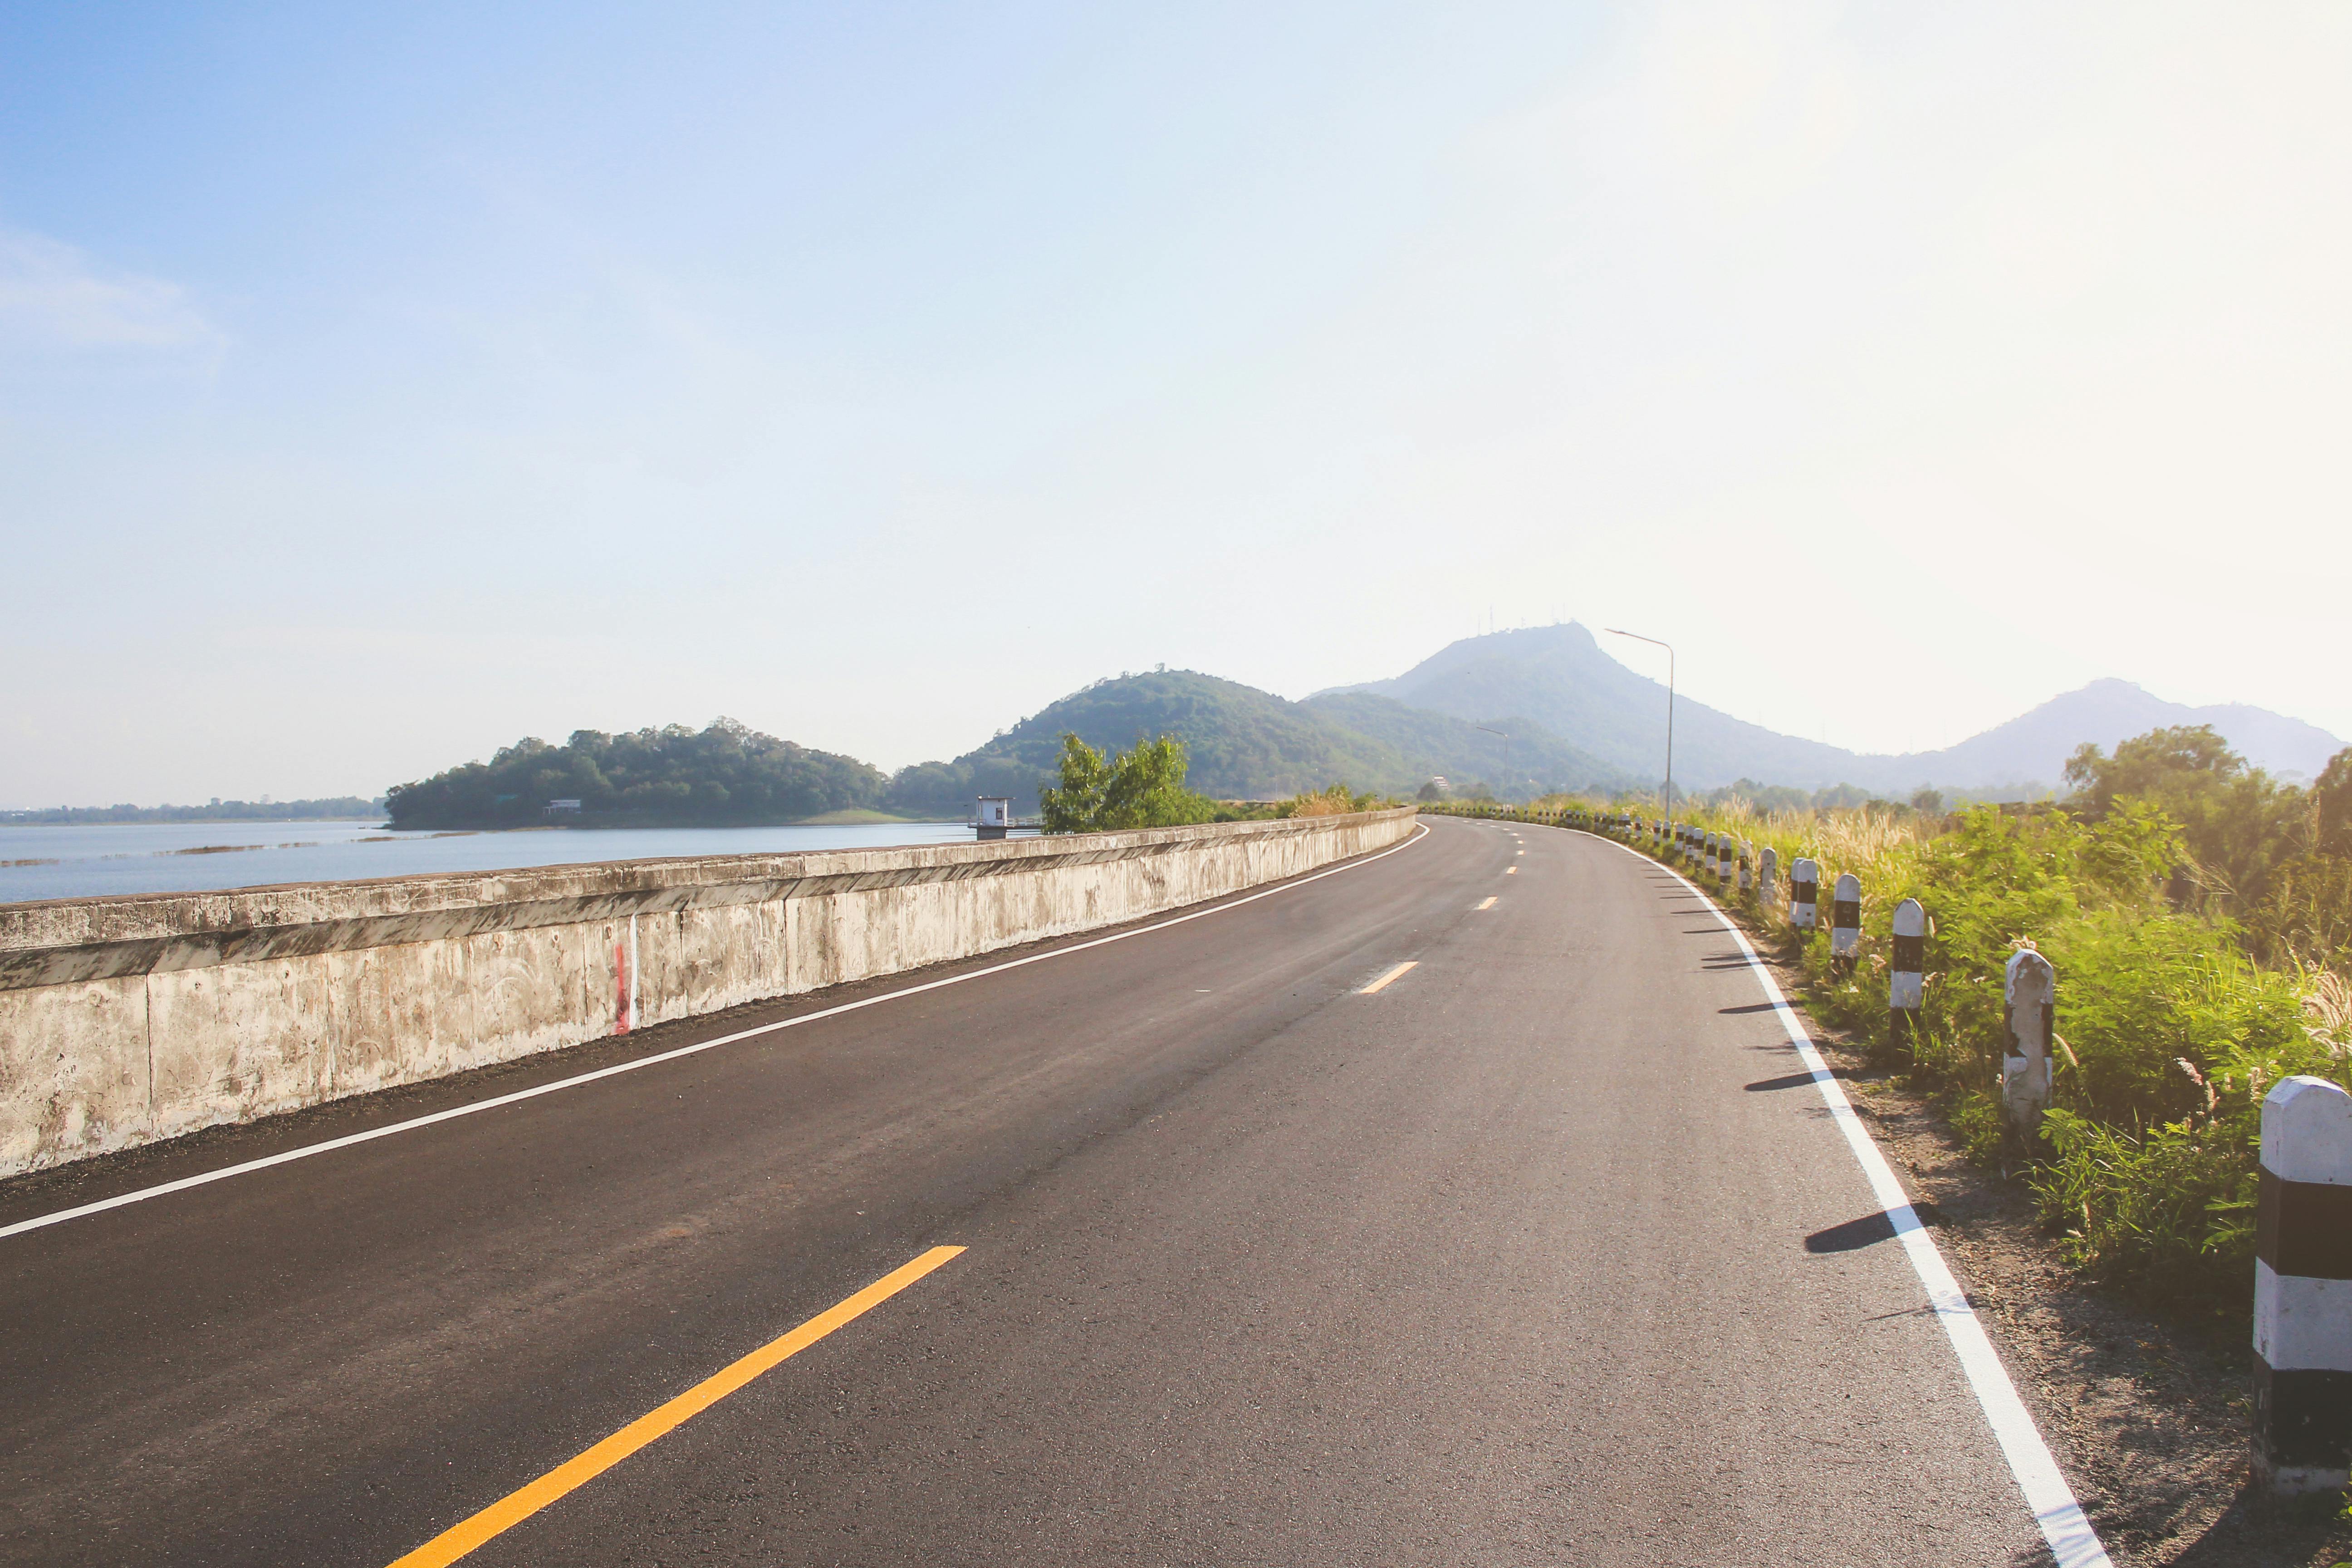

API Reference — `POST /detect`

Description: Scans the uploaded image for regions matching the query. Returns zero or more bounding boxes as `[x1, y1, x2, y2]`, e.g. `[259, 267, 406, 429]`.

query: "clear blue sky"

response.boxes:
[5, 3, 2348, 804]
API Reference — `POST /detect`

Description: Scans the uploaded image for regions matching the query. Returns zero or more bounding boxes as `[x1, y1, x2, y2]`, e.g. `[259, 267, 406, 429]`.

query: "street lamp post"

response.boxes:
[1603, 629, 1673, 833]
[1474, 726, 1511, 803]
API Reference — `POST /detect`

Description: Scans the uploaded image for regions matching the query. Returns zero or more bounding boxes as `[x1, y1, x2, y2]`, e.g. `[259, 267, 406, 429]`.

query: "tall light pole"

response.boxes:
[1603, 629, 1673, 830]
[1474, 726, 1511, 801]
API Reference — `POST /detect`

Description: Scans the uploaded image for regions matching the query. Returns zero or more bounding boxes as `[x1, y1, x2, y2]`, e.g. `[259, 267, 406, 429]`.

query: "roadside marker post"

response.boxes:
[1829, 873, 1862, 974]
[1758, 847, 1778, 919]
[2252, 1075, 2352, 1495]
[1736, 841, 1752, 894]
[1890, 897, 1926, 1042]
[2000, 948, 2055, 1128]
[1789, 858, 1819, 929]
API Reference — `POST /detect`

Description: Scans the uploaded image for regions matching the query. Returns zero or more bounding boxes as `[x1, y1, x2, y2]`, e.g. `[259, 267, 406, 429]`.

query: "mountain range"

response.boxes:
[1315, 622, 2343, 795]
[376, 625, 2344, 823]
[891, 622, 2342, 813]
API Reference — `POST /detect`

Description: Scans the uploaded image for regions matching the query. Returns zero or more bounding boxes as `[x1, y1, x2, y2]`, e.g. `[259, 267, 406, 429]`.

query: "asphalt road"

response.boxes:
[1, 816, 2057, 1566]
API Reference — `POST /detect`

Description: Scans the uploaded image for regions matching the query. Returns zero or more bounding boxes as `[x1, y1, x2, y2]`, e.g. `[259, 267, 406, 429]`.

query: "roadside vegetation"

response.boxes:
[1039, 733, 1392, 833]
[1454, 726, 2352, 1324]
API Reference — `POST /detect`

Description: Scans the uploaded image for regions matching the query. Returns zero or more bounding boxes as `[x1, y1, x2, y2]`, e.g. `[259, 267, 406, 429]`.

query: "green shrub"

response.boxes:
[1039, 733, 1220, 833]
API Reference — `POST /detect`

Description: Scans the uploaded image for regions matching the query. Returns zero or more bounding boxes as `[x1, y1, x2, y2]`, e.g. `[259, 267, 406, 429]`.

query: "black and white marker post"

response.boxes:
[1718, 835, 1734, 892]
[1890, 897, 1926, 1042]
[1789, 858, 1819, 930]
[2001, 947, 2055, 1129]
[1736, 841, 1752, 895]
[2253, 1074, 2352, 1494]
[1829, 872, 1862, 975]
[1758, 847, 1778, 918]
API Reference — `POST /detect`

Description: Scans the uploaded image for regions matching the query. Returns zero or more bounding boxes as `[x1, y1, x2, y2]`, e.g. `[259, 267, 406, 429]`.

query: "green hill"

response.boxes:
[386, 720, 887, 829]
[883, 671, 1399, 817]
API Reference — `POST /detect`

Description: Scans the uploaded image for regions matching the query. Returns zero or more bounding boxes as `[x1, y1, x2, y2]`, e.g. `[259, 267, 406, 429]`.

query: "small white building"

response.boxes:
[545, 799, 583, 816]
[976, 796, 1014, 839]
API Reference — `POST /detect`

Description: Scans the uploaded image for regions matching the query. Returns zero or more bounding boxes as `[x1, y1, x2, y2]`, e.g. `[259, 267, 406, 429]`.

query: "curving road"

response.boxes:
[1, 816, 2070, 1565]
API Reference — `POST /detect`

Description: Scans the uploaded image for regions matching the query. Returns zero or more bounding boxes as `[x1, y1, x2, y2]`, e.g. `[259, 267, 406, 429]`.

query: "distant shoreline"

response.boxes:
[0, 797, 384, 827]
[2, 811, 954, 833]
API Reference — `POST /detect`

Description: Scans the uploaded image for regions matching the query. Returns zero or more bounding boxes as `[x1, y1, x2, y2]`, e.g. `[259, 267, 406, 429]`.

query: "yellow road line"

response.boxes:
[1505, 866, 1518, 874]
[1358, 960, 1417, 995]
[387, 1245, 967, 1568]
[1475, 897, 1498, 910]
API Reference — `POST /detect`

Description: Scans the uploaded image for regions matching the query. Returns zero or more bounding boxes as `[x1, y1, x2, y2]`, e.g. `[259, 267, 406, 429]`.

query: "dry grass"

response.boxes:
[2304, 967, 2352, 1062]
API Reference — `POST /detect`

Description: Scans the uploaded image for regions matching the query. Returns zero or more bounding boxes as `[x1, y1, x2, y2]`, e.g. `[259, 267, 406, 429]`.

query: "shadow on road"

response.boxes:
[1806, 1213, 1897, 1252]
[1806, 1205, 1945, 1253]
[1747, 1069, 1845, 1092]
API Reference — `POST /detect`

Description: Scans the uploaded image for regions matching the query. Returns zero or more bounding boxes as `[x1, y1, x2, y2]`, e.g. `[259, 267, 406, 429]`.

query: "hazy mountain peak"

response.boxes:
[1319, 626, 2341, 792]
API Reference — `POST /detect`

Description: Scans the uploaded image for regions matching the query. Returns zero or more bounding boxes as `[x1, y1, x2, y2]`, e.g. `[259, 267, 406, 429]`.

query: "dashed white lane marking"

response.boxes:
[1474, 897, 1499, 910]
[1571, 829, 2114, 1568]
[1, 825, 1437, 1243]
[1357, 961, 1417, 995]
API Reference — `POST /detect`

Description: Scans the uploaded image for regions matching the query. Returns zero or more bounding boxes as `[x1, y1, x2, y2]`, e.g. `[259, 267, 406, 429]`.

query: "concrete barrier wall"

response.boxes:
[0, 808, 1418, 1176]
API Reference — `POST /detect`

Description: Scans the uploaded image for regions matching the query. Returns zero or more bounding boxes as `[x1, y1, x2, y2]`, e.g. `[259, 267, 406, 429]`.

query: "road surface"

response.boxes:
[1, 816, 2065, 1565]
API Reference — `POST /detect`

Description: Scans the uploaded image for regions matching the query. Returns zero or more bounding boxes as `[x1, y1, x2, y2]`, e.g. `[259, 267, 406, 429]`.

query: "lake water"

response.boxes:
[0, 820, 977, 906]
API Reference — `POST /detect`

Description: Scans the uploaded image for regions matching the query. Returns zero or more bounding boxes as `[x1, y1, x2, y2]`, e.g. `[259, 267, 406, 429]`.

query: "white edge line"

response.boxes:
[3, 822, 1434, 1242]
[1569, 827, 2114, 1568]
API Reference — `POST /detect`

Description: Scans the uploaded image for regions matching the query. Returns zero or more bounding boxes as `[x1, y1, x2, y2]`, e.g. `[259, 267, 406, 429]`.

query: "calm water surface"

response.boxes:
[0, 820, 974, 905]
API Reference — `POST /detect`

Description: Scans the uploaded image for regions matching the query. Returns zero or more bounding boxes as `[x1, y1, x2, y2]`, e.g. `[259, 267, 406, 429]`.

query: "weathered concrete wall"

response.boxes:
[0, 808, 1417, 1176]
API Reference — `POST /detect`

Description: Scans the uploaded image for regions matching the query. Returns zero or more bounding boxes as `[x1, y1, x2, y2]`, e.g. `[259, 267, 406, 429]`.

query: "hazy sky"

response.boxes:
[5, 3, 2347, 805]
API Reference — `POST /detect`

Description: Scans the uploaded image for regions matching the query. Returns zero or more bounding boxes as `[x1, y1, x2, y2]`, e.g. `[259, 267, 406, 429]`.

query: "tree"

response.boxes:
[2064, 726, 2307, 911]
[2313, 746, 2352, 859]
[1039, 733, 1218, 833]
